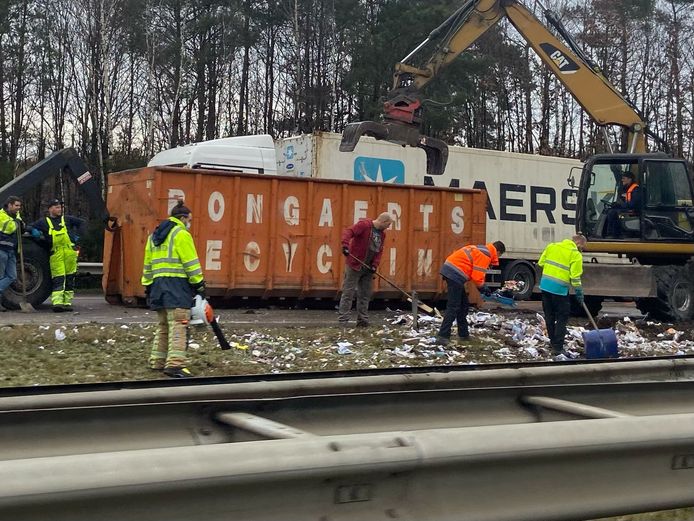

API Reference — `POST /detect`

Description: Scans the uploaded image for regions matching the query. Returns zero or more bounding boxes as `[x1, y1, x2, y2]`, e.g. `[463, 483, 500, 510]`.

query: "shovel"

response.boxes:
[348, 253, 442, 317]
[581, 301, 618, 359]
[16, 229, 35, 313]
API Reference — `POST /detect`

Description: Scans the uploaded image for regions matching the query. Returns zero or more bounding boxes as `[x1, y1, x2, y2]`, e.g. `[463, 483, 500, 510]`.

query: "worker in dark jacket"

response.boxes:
[141, 200, 205, 378]
[0, 196, 23, 311]
[606, 171, 641, 238]
[338, 212, 393, 327]
[31, 199, 85, 312]
[436, 241, 505, 345]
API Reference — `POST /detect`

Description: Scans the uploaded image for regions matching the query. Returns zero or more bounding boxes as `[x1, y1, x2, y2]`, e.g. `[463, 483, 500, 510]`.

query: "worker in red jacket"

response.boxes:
[436, 241, 506, 345]
[338, 212, 393, 327]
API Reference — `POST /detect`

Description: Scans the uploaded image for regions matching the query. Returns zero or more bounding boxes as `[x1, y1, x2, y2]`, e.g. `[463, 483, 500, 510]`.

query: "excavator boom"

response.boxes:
[341, 0, 650, 174]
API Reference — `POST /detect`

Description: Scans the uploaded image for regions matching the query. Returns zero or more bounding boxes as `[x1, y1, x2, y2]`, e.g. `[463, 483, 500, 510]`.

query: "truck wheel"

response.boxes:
[501, 261, 535, 300]
[636, 265, 694, 321]
[1, 240, 52, 310]
[570, 295, 603, 317]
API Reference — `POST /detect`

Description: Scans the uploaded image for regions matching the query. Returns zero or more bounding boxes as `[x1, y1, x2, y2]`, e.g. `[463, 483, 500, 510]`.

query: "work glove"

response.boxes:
[479, 286, 492, 296]
[342, 246, 350, 257]
[191, 281, 206, 299]
[144, 285, 152, 297]
[30, 228, 43, 239]
[575, 286, 584, 305]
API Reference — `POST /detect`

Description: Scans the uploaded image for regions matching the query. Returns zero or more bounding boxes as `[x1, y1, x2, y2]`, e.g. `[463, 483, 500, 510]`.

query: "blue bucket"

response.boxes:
[582, 329, 619, 359]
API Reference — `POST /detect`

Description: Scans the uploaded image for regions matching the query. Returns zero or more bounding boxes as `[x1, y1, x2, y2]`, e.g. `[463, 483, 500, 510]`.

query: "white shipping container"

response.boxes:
[278, 132, 580, 259]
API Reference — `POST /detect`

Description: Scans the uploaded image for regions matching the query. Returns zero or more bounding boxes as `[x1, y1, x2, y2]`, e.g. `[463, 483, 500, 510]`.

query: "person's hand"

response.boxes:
[342, 246, 350, 257]
[30, 228, 43, 239]
[191, 281, 206, 299]
[575, 286, 584, 305]
[144, 285, 152, 297]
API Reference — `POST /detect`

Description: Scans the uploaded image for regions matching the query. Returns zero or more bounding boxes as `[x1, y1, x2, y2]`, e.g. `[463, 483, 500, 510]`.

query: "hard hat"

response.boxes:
[47, 199, 62, 208]
[190, 294, 214, 325]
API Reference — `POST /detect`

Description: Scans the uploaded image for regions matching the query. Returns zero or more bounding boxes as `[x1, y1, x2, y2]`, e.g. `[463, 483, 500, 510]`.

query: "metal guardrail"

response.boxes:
[2, 360, 694, 519]
[76, 261, 102, 276]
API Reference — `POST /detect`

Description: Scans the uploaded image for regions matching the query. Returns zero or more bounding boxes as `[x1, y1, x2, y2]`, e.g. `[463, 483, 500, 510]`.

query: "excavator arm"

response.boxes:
[0, 148, 117, 230]
[341, 0, 651, 174]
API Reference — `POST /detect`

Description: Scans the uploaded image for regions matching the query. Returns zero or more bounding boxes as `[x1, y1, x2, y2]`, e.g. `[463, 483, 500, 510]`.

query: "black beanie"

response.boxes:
[171, 200, 191, 218]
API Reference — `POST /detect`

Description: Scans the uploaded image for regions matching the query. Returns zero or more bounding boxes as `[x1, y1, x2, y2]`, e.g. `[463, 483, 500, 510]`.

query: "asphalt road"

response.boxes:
[0, 294, 643, 327]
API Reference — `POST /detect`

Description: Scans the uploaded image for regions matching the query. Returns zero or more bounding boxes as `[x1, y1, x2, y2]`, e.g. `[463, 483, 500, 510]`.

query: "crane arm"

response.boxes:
[0, 149, 117, 230]
[341, 0, 651, 174]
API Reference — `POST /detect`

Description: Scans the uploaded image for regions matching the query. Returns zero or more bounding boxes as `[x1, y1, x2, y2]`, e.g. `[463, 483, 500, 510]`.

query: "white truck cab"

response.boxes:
[147, 134, 277, 175]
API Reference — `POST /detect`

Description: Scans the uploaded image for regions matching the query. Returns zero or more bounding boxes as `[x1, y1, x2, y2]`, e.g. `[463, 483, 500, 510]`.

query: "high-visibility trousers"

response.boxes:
[149, 308, 189, 369]
[50, 245, 78, 306]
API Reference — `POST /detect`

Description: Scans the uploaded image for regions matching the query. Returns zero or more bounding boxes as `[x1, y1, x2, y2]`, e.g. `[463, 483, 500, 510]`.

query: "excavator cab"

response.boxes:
[576, 153, 694, 262]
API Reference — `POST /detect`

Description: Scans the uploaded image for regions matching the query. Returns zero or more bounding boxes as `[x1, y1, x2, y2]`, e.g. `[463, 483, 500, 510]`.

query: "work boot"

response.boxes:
[52, 305, 65, 313]
[456, 335, 471, 343]
[435, 336, 450, 346]
[356, 320, 370, 328]
[164, 367, 194, 378]
[61, 304, 74, 312]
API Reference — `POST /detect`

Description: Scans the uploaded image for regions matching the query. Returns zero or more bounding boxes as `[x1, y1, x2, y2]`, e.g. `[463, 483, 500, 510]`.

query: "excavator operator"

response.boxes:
[605, 171, 641, 239]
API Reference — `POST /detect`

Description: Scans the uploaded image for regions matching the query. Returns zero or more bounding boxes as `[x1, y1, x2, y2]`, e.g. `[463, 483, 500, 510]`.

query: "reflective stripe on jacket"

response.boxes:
[0, 209, 20, 250]
[440, 243, 499, 287]
[141, 217, 204, 286]
[46, 215, 73, 252]
[537, 239, 583, 296]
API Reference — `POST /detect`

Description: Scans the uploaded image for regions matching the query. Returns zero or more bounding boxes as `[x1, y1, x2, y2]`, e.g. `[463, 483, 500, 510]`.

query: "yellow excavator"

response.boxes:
[340, 0, 694, 321]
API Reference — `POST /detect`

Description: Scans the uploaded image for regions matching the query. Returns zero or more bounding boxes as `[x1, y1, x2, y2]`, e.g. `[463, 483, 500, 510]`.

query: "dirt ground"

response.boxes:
[1, 302, 692, 387]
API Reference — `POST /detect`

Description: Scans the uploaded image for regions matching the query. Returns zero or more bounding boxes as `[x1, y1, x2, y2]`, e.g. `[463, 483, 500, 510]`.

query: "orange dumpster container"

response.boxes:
[103, 167, 487, 305]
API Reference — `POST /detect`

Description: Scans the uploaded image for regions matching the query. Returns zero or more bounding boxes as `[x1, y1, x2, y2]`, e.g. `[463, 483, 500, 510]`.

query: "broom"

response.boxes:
[16, 228, 35, 312]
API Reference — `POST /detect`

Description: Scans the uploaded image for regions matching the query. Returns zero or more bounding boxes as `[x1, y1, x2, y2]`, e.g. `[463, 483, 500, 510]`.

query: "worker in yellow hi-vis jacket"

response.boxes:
[537, 234, 586, 356]
[141, 200, 205, 378]
[0, 196, 23, 311]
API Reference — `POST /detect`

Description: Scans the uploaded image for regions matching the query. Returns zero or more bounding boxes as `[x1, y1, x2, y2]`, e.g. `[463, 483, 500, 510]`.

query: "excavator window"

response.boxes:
[583, 162, 632, 238]
[641, 160, 694, 240]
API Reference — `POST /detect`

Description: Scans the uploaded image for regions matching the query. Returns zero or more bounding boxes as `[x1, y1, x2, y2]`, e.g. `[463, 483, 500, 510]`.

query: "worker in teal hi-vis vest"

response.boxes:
[31, 199, 85, 312]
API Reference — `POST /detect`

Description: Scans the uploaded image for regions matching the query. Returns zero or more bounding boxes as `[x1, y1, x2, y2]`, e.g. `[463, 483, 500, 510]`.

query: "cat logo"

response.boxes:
[539, 43, 580, 74]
